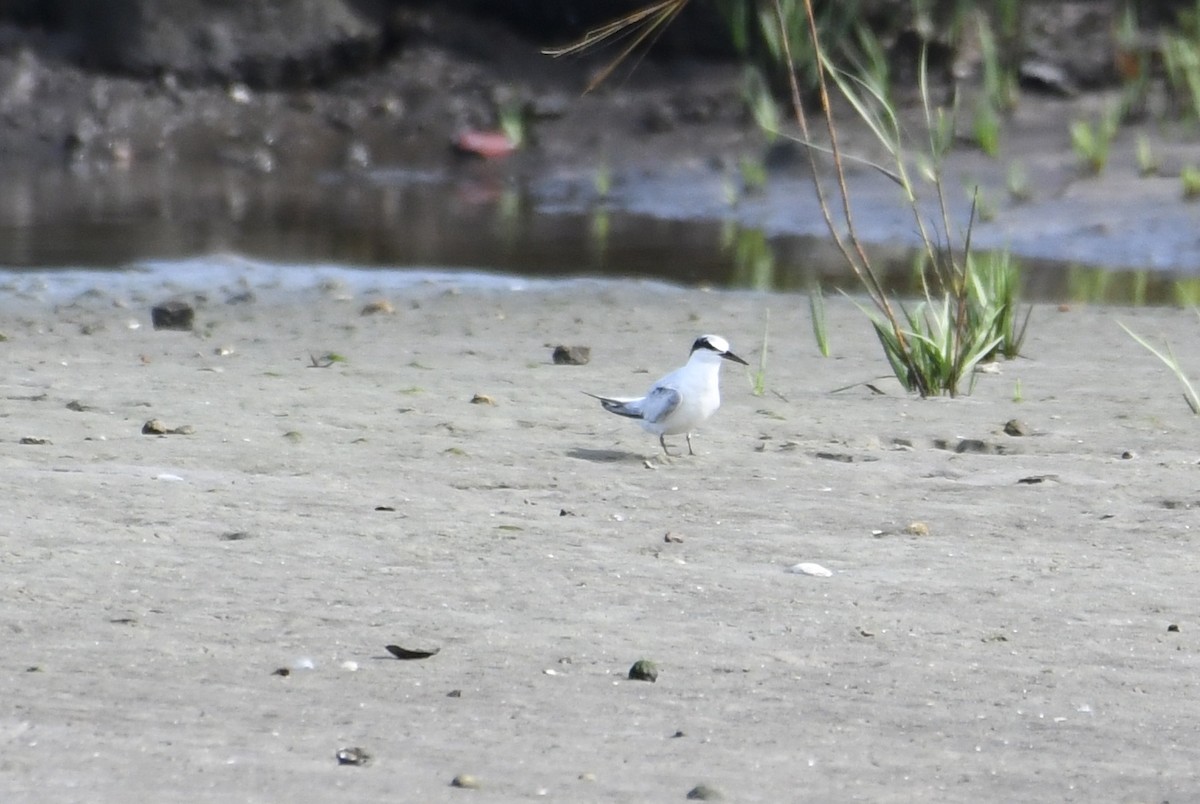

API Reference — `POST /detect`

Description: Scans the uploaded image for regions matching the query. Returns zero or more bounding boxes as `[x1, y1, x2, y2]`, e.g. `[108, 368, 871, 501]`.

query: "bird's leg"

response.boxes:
[686, 433, 696, 456]
[659, 435, 675, 457]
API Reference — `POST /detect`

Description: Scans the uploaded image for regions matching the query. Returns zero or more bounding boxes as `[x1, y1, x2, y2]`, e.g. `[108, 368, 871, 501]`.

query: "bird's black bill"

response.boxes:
[722, 351, 750, 366]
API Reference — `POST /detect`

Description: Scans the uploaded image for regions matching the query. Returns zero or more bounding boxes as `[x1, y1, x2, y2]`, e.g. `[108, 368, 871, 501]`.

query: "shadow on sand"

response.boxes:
[566, 447, 647, 463]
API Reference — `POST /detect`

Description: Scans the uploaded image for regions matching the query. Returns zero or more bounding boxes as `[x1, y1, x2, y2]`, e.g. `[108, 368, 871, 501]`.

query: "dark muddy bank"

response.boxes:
[1, 2, 1199, 289]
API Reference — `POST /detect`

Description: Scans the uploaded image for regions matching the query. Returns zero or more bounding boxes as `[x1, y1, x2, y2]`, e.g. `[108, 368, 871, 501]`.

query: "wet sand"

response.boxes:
[2, 269, 1199, 802]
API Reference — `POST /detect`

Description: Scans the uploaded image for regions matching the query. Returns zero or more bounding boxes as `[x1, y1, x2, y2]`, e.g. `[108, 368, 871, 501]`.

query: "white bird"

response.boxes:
[586, 334, 749, 456]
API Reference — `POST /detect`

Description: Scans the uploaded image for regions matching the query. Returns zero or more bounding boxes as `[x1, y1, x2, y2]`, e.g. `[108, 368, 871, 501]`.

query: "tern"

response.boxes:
[586, 334, 749, 456]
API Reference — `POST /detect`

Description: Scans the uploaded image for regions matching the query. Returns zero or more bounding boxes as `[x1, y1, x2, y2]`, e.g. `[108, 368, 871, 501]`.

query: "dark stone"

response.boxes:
[450, 774, 481, 789]
[385, 644, 440, 660]
[1003, 419, 1029, 436]
[552, 345, 590, 365]
[335, 747, 370, 766]
[628, 659, 658, 682]
[151, 300, 194, 331]
[686, 784, 724, 801]
[142, 419, 193, 436]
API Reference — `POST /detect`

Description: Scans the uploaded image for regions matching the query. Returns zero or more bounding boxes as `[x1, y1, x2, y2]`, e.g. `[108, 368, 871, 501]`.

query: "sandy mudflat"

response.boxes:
[2, 268, 1199, 803]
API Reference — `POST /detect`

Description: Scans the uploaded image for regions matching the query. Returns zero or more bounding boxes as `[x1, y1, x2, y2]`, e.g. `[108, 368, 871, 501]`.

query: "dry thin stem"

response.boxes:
[796, 0, 891, 307]
[542, 0, 687, 92]
[772, 2, 856, 277]
[779, 0, 908, 361]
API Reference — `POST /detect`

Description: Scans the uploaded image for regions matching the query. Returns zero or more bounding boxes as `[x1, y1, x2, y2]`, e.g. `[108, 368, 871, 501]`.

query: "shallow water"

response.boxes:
[0, 161, 1197, 305]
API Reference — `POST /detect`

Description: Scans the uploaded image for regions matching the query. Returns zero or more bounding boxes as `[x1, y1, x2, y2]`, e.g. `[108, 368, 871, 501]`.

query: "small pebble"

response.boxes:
[628, 659, 658, 682]
[686, 783, 724, 800]
[905, 521, 930, 536]
[360, 299, 395, 316]
[470, 393, 496, 405]
[228, 83, 252, 104]
[1168, 623, 1180, 633]
[451, 773, 482, 789]
[552, 345, 591, 365]
[1003, 419, 1029, 436]
[336, 747, 371, 766]
[142, 419, 193, 436]
[150, 300, 195, 331]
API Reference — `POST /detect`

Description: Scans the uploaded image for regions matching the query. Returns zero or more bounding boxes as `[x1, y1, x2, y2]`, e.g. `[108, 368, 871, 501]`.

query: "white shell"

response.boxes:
[788, 562, 833, 577]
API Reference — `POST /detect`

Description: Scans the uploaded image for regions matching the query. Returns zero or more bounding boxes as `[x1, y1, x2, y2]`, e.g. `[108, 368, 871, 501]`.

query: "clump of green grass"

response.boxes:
[739, 155, 769, 194]
[792, 27, 1026, 396]
[589, 207, 611, 262]
[1136, 134, 1159, 177]
[1163, 9, 1200, 120]
[973, 100, 1002, 158]
[966, 250, 1030, 360]
[593, 162, 612, 200]
[1070, 105, 1121, 175]
[496, 95, 527, 148]
[1182, 165, 1200, 199]
[969, 12, 1016, 158]
[852, 247, 1027, 394]
[727, 226, 776, 289]
[855, 292, 1003, 396]
[1006, 160, 1031, 203]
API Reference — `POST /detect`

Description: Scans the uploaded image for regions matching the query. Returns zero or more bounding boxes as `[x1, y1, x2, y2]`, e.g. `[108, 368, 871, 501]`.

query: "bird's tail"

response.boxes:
[582, 391, 643, 419]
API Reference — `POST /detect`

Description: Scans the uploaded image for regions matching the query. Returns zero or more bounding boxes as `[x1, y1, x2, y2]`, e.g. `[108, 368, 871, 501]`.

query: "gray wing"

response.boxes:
[584, 391, 644, 419]
[639, 385, 682, 425]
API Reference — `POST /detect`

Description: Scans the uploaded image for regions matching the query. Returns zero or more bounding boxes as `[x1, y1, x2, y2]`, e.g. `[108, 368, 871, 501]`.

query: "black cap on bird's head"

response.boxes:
[690, 334, 749, 365]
